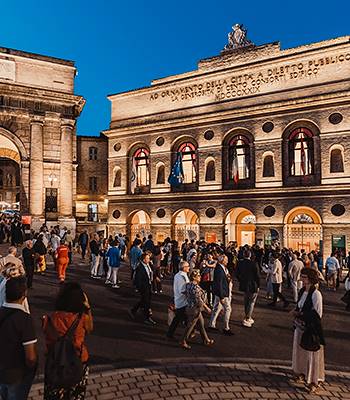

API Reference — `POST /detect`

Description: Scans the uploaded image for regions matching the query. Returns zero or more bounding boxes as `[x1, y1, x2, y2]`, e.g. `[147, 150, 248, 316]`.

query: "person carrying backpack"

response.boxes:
[42, 282, 93, 400]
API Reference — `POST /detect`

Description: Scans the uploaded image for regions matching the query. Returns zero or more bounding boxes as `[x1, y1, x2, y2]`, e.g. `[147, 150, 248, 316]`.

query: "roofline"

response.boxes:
[0, 46, 75, 67]
[77, 133, 107, 140]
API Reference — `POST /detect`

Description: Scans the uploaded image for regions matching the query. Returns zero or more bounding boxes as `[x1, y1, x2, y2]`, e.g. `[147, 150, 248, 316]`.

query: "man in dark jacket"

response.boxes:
[78, 230, 89, 260]
[129, 252, 156, 325]
[143, 234, 155, 255]
[236, 248, 260, 328]
[208, 254, 233, 335]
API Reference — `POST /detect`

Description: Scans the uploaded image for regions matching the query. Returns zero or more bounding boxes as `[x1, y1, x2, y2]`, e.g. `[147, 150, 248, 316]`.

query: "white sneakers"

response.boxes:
[242, 318, 255, 328]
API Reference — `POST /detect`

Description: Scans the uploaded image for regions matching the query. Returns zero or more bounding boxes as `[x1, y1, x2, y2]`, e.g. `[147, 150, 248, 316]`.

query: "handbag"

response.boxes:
[300, 327, 321, 352]
[340, 291, 350, 304]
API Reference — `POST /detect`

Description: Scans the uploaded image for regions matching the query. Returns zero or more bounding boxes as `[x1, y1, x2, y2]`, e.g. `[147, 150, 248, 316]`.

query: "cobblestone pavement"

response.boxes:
[28, 361, 350, 400]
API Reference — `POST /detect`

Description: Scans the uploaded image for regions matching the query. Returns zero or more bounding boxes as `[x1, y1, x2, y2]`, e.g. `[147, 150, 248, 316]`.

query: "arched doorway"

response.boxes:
[172, 209, 199, 243]
[0, 134, 21, 212]
[129, 210, 151, 241]
[225, 208, 256, 246]
[284, 206, 322, 252]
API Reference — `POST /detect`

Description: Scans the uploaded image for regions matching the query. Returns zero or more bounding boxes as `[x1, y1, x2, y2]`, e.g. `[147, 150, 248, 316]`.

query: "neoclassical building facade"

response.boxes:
[105, 33, 350, 258]
[0, 46, 85, 231]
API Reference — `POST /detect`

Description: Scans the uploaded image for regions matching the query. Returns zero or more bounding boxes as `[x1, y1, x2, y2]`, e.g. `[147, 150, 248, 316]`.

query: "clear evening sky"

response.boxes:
[2, 0, 349, 136]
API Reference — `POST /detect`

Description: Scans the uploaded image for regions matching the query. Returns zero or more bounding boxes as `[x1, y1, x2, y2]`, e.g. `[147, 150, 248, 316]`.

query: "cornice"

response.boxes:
[107, 185, 350, 204]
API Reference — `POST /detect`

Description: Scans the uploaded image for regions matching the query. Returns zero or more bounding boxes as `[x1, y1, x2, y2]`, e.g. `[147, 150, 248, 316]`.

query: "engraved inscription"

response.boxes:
[149, 52, 350, 103]
[0, 59, 15, 81]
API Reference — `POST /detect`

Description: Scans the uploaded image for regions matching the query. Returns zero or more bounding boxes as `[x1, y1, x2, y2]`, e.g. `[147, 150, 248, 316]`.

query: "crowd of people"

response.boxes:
[0, 225, 349, 399]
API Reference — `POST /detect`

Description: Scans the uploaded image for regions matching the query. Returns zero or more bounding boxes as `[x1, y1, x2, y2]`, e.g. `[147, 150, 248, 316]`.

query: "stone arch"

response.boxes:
[222, 128, 255, 189]
[0, 128, 28, 161]
[127, 209, 151, 241]
[281, 120, 321, 186]
[172, 208, 199, 243]
[283, 206, 322, 252]
[224, 207, 256, 246]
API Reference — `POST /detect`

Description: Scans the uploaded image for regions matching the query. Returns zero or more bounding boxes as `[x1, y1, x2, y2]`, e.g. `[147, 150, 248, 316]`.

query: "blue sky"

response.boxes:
[2, 0, 349, 135]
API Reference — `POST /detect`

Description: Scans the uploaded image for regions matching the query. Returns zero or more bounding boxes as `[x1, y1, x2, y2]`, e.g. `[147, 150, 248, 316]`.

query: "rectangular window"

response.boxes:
[45, 188, 58, 212]
[89, 147, 98, 160]
[89, 177, 98, 192]
[88, 204, 98, 222]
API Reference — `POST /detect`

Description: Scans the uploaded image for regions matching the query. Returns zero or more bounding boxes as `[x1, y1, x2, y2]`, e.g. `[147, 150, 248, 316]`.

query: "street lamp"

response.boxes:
[48, 173, 57, 187]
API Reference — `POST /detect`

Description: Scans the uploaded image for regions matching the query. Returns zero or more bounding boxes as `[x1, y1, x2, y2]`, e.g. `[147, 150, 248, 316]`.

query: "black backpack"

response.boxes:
[45, 314, 84, 389]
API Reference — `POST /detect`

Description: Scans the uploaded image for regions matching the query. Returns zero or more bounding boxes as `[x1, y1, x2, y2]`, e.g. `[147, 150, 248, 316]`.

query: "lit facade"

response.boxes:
[105, 34, 350, 259]
[0, 46, 85, 231]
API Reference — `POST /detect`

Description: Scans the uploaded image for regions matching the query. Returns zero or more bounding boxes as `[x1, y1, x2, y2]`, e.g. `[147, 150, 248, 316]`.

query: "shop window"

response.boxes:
[205, 159, 216, 181]
[263, 154, 275, 177]
[330, 148, 344, 173]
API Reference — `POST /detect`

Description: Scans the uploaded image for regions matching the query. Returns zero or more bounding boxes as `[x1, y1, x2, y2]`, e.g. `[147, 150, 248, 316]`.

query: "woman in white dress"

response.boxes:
[292, 267, 325, 394]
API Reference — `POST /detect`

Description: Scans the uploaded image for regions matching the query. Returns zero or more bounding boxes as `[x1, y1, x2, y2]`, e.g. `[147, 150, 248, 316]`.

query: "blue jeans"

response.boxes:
[0, 368, 35, 400]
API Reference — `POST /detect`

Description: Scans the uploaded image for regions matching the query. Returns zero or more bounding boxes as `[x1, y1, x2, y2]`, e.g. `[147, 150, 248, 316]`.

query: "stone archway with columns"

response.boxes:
[0, 45, 85, 232]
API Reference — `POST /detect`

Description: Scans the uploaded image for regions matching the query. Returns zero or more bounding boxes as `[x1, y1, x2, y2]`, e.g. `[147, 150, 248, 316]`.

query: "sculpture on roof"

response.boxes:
[224, 24, 254, 51]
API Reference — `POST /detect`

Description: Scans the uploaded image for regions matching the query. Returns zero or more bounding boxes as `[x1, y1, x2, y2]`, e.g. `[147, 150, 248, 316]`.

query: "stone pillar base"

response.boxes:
[31, 217, 46, 233]
[57, 218, 76, 236]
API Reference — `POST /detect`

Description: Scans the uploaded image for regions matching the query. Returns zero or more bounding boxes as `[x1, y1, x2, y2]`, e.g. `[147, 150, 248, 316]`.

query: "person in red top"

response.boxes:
[55, 240, 69, 283]
[42, 282, 93, 400]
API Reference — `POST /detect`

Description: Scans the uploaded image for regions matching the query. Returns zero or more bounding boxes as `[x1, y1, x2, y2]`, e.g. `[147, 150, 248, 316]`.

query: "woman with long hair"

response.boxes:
[42, 282, 93, 400]
[292, 268, 325, 394]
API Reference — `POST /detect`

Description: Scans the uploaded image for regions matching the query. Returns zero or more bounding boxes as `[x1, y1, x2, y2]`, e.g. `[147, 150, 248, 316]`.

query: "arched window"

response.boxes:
[113, 168, 121, 187]
[156, 163, 165, 184]
[228, 135, 250, 182]
[289, 128, 314, 176]
[263, 154, 275, 177]
[178, 142, 196, 184]
[132, 148, 150, 191]
[205, 159, 216, 181]
[330, 147, 344, 173]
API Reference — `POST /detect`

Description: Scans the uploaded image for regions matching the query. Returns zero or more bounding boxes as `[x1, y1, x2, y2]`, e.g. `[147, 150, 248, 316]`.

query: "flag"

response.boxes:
[168, 152, 184, 187]
[130, 157, 137, 193]
[300, 135, 306, 175]
[231, 147, 239, 183]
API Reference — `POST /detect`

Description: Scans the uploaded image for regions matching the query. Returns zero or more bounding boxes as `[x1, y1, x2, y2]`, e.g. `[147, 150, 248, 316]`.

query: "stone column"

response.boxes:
[59, 122, 74, 218]
[29, 120, 44, 218]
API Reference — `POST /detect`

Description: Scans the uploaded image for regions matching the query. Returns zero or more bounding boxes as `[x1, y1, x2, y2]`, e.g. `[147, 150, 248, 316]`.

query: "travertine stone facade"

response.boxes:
[0, 46, 85, 231]
[105, 35, 350, 259]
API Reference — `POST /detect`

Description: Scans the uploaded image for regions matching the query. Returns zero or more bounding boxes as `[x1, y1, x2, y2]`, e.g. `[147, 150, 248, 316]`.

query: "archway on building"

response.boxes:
[284, 206, 322, 252]
[172, 209, 199, 244]
[225, 208, 256, 246]
[129, 210, 151, 241]
[0, 134, 21, 212]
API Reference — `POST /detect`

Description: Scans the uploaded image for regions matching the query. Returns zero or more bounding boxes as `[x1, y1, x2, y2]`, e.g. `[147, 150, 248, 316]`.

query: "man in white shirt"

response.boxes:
[325, 252, 340, 291]
[288, 252, 304, 302]
[268, 253, 289, 308]
[166, 261, 190, 339]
